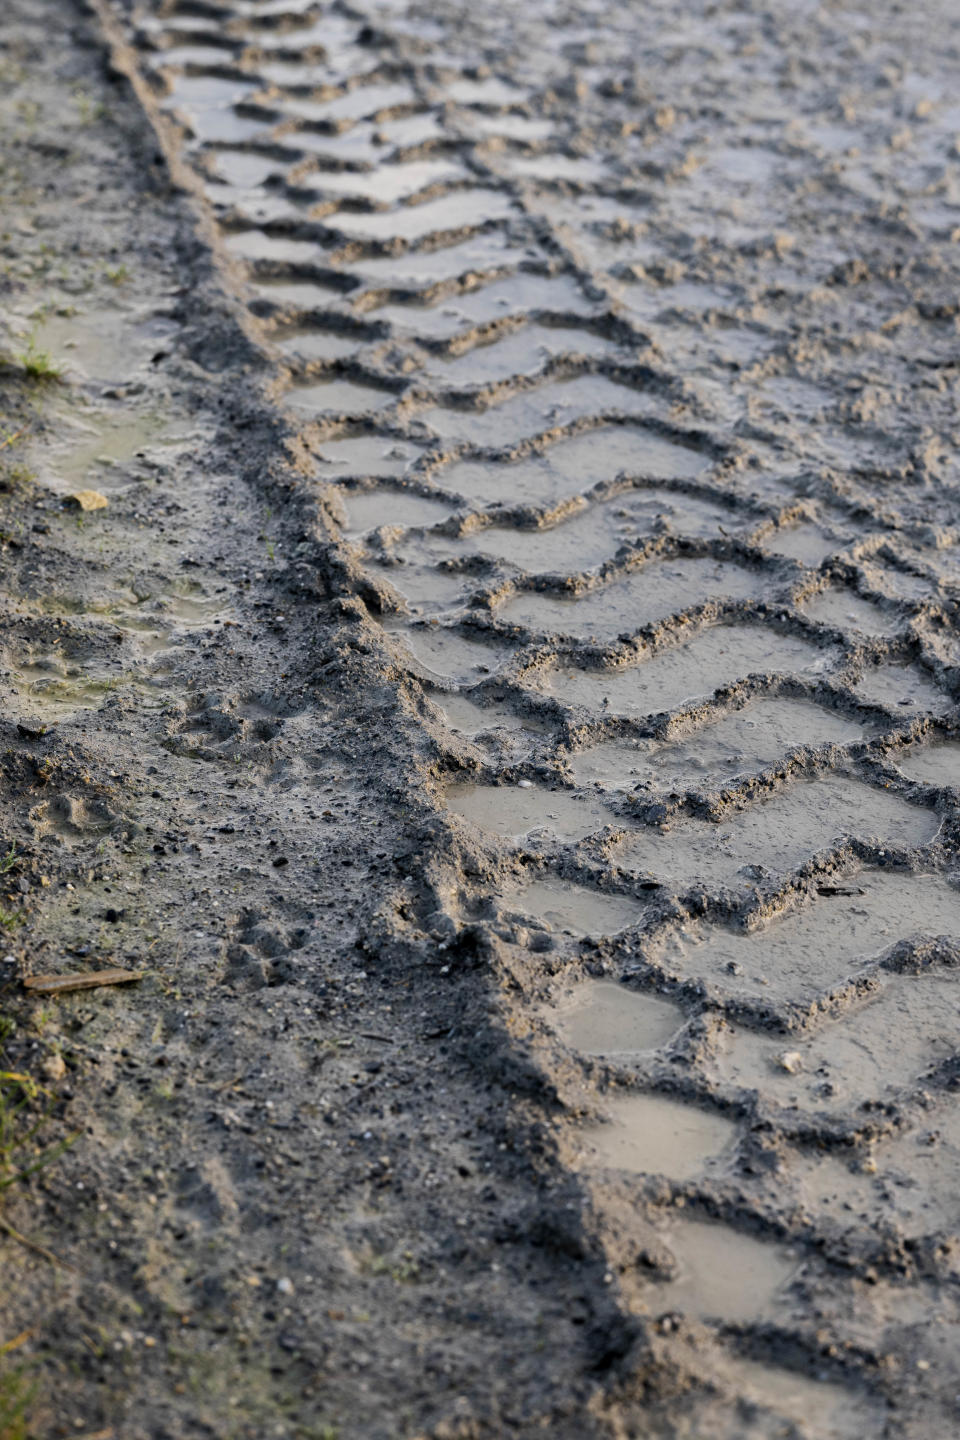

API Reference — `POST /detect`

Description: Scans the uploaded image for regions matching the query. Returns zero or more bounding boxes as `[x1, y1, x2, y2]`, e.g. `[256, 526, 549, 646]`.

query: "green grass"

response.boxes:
[0, 1366, 33, 1440]
[14, 336, 61, 384]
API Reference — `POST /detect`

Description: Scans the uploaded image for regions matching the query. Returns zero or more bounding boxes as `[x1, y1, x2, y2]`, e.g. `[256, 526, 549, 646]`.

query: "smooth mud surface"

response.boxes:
[2, 0, 960, 1436]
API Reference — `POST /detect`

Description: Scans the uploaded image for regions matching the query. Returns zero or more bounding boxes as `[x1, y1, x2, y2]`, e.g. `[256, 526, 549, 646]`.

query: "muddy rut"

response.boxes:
[2, 0, 960, 1436]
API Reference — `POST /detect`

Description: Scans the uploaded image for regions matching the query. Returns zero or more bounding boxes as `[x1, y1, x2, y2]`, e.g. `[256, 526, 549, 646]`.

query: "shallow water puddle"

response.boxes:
[274, 330, 365, 363]
[712, 968, 960, 1112]
[277, 82, 417, 127]
[547, 977, 683, 1048]
[35, 406, 199, 493]
[431, 688, 543, 740]
[429, 490, 749, 575]
[726, 1354, 880, 1439]
[420, 325, 612, 385]
[658, 868, 960, 1004]
[371, 557, 466, 615]
[851, 661, 951, 715]
[305, 158, 463, 204]
[767, 523, 848, 567]
[339, 487, 454, 534]
[509, 881, 648, 938]
[539, 624, 834, 716]
[224, 232, 322, 266]
[570, 698, 869, 792]
[619, 774, 938, 898]
[896, 741, 960, 787]
[250, 279, 347, 313]
[327, 188, 514, 243]
[799, 587, 898, 638]
[433, 423, 709, 507]
[421, 374, 662, 447]
[386, 623, 507, 682]
[377, 275, 598, 343]
[314, 435, 424, 479]
[500, 557, 767, 640]
[349, 231, 530, 289]
[27, 306, 176, 384]
[446, 779, 612, 841]
[576, 1092, 736, 1181]
[641, 1220, 798, 1323]
[283, 377, 396, 417]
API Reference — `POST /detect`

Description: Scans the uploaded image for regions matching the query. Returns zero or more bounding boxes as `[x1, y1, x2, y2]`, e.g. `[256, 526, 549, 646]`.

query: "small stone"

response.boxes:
[517, 779, 533, 789]
[42, 1053, 67, 1082]
[277, 1276, 294, 1296]
[65, 489, 109, 512]
[778, 1050, 804, 1075]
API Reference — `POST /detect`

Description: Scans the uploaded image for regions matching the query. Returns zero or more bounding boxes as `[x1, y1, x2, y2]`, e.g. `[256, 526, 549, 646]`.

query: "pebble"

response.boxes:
[778, 1050, 804, 1074]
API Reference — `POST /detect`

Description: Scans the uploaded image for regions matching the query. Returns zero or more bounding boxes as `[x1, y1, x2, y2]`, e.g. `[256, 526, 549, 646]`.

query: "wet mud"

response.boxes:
[3, 0, 960, 1435]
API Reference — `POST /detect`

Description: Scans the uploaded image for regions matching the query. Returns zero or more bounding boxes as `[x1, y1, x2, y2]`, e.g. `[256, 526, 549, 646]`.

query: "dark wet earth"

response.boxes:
[10, 0, 960, 1434]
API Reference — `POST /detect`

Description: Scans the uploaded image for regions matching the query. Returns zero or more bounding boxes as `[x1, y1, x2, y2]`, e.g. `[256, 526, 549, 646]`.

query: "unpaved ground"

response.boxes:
[2, 0, 960, 1437]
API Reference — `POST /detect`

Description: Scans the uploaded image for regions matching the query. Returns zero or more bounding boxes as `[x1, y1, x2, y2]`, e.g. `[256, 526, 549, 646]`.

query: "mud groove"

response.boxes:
[3, 0, 960, 1436]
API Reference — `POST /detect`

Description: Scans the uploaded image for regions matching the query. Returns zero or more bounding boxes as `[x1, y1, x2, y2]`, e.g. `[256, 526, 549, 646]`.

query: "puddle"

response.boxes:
[386, 623, 507, 682]
[657, 868, 960, 1005]
[32, 406, 198, 493]
[278, 82, 416, 126]
[640, 1220, 798, 1323]
[508, 880, 648, 938]
[466, 114, 556, 143]
[575, 1092, 736, 1181]
[570, 699, 870, 792]
[250, 279, 346, 312]
[618, 774, 938, 897]
[304, 158, 463, 204]
[432, 689, 542, 739]
[420, 491, 749, 579]
[327, 188, 515, 243]
[375, 272, 597, 341]
[547, 977, 683, 1049]
[339, 487, 454, 534]
[499, 557, 768, 641]
[896, 741, 960, 787]
[446, 780, 612, 841]
[283, 377, 396, 417]
[225, 232, 322, 265]
[799, 588, 898, 638]
[434, 423, 710, 508]
[538, 624, 835, 716]
[421, 375, 662, 447]
[314, 435, 424, 478]
[503, 154, 606, 184]
[712, 968, 960, 1113]
[370, 556, 466, 615]
[420, 325, 612, 385]
[726, 1355, 880, 1439]
[349, 231, 530, 289]
[10, 659, 125, 717]
[274, 330, 364, 363]
[767, 524, 848, 567]
[445, 76, 529, 105]
[25, 307, 176, 385]
[851, 661, 951, 715]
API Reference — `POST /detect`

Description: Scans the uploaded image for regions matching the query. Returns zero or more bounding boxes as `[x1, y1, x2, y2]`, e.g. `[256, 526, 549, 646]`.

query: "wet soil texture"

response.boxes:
[2, 0, 960, 1436]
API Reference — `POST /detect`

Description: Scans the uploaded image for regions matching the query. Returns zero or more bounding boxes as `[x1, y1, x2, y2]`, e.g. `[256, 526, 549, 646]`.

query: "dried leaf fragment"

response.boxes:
[65, 489, 109, 512]
[23, 968, 145, 995]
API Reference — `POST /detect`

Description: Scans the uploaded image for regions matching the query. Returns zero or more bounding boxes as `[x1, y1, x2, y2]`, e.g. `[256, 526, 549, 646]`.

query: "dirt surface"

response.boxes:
[2, 0, 960, 1436]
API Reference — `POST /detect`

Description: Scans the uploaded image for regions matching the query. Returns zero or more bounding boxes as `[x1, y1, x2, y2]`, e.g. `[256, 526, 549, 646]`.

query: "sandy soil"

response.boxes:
[1, 0, 960, 1436]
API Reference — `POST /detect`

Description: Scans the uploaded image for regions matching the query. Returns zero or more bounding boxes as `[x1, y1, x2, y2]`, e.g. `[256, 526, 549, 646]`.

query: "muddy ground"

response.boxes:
[1, 0, 960, 1436]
